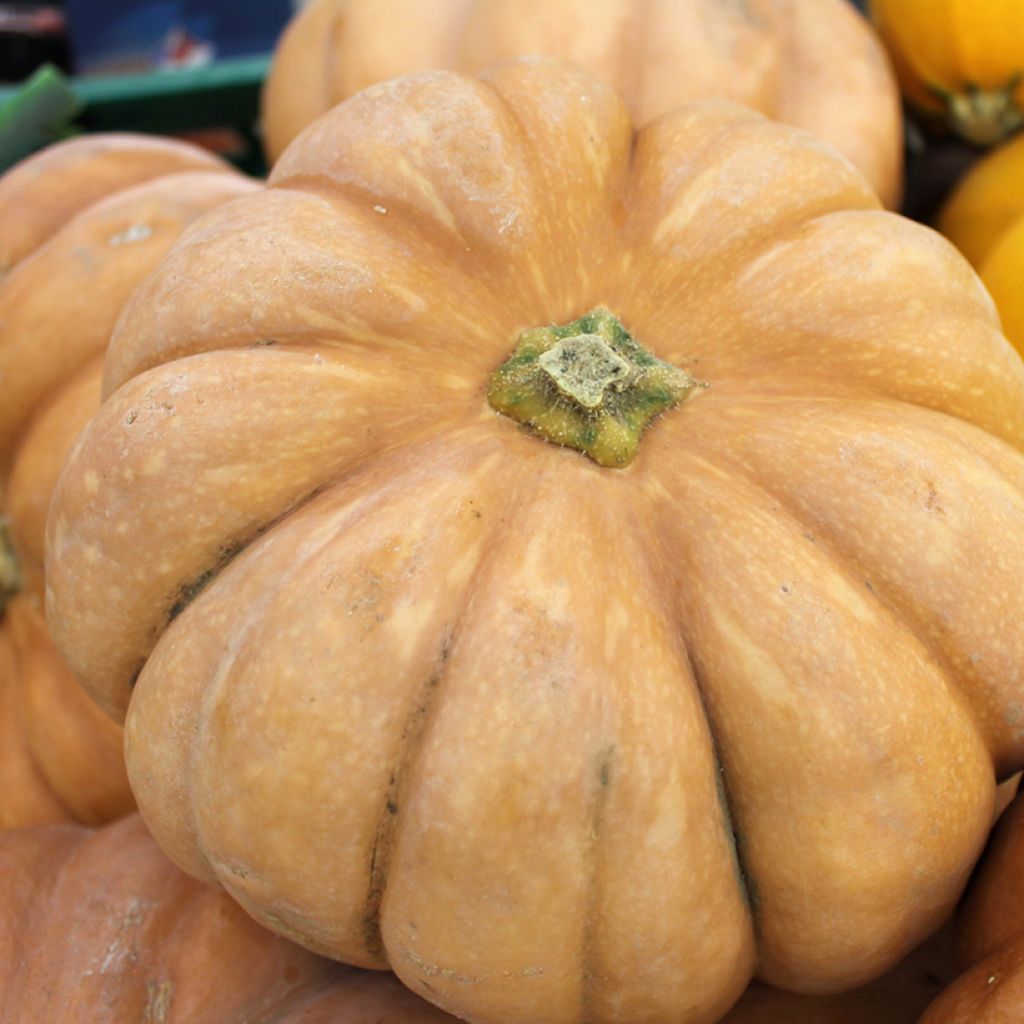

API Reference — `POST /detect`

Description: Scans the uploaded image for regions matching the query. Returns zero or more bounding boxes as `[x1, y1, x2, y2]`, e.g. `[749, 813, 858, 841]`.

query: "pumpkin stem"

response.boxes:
[487, 308, 698, 467]
[0, 517, 20, 614]
[930, 76, 1024, 147]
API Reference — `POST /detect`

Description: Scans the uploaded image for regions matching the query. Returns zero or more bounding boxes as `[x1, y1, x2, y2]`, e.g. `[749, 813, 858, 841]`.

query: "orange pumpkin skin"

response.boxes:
[0, 135, 259, 828]
[46, 61, 1024, 1024]
[722, 924, 954, 1024]
[979, 219, 1024, 360]
[936, 133, 1024, 269]
[871, 0, 1024, 147]
[920, 796, 1024, 1023]
[262, 0, 903, 208]
[0, 814, 458, 1023]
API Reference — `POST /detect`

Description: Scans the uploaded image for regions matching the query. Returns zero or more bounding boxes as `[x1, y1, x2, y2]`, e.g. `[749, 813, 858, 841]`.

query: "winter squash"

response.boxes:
[979, 220, 1024, 359]
[936, 133, 1024, 267]
[46, 61, 1024, 1024]
[871, 0, 1024, 146]
[722, 924, 954, 1024]
[920, 794, 1024, 1022]
[0, 134, 259, 828]
[262, 0, 903, 208]
[0, 813, 458, 1022]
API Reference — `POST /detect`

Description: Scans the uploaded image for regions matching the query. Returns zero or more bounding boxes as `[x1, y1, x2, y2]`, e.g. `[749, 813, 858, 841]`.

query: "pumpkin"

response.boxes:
[936, 133, 1024, 268]
[870, 0, 1024, 147]
[722, 924, 954, 1024]
[977, 221, 1024, 360]
[0, 812, 458, 1023]
[262, 0, 903, 208]
[45, 60, 1024, 1024]
[919, 793, 1024, 1022]
[0, 134, 259, 828]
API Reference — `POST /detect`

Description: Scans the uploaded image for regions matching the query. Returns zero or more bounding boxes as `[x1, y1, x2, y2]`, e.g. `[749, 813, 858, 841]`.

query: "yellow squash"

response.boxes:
[872, 0, 1024, 145]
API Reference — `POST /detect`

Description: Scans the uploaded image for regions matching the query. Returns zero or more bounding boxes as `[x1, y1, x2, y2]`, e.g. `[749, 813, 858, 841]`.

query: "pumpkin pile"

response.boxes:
[5, 1, 1024, 1022]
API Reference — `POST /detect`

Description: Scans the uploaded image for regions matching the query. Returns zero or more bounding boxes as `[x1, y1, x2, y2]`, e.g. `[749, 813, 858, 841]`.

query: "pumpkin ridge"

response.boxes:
[669, 390, 1024, 741]
[646, 444, 994, 987]
[176, 427, 520, 931]
[372, 455, 541, 966]
[657, 438, 992, 743]
[269, 174, 515, 325]
[156, 413, 484, 649]
[632, 511, 757, 921]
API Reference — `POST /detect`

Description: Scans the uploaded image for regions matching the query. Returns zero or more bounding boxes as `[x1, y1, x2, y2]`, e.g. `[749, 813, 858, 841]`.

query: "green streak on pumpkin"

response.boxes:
[0, 517, 21, 614]
[487, 308, 697, 467]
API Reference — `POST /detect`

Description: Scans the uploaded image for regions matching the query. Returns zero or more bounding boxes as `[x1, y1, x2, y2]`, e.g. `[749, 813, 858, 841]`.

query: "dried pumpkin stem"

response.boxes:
[930, 76, 1024, 147]
[487, 307, 697, 467]
[0, 517, 21, 613]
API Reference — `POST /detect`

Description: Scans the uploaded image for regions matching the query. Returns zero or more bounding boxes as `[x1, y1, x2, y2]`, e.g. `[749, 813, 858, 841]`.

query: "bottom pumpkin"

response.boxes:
[0, 813, 456, 1023]
[1, 809, 971, 1023]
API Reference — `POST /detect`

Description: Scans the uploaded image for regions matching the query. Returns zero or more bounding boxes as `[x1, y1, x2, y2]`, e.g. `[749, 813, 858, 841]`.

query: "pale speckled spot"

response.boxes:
[141, 450, 167, 476]
[115, 521, 130, 536]
[82, 544, 101, 565]
[388, 599, 439, 666]
[445, 543, 482, 593]
[83, 470, 100, 494]
[602, 602, 630, 663]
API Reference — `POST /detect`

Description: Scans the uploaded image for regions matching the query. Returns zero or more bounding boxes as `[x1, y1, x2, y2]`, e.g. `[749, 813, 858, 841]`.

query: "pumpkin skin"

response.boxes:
[978, 220, 1024, 359]
[920, 795, 1024, 1023]
[0, 813, 459, 1023]
[936, 133, 1024, 268]
[45, 61, 1024, 1024]
[0, 135, 259, 828]
[871, 0, 1024, 147]
[262, 0, 903, 208]
[722, 924, 954, 1024]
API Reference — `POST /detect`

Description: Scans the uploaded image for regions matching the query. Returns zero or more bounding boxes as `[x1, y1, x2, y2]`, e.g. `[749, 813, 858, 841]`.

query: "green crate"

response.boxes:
[0, 57, 269, 176]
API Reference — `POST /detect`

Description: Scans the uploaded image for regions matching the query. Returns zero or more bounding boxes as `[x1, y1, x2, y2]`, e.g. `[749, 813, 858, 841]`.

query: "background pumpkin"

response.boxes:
[0, 812, 459, 1023]
[45, 61, 1024, 1024]
[920, 793, 1024, 1022]
[870, 0, 1024, 146]
[262, 0, 903, 208]
[936, 132, 1024, 268]
[975, 221, 1024, 360]
[0, 134, 259, 828]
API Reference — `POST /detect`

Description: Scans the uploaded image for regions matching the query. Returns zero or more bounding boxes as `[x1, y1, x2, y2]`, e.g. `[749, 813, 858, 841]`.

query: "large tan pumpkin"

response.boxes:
[262, 0, 903, 208]
[0, 135, 258, 828]
[0, 813, 458, 1023]
[46, 61, 1024, 1024]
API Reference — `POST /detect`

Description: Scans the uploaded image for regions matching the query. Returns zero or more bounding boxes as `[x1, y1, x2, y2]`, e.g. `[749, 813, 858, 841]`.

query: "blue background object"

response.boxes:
[64, 0, 294, 73]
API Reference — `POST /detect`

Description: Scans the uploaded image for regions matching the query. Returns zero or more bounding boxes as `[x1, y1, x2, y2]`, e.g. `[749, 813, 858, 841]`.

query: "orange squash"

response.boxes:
[723, 925, 954, 1024]
[936, 133, 1024, 268]
[871, 0, 1024, 146]
[920, 794, 1024, 1022]
[0, 135, 259, 828]
[46, 61, 1024, 1024]
[263, 0, 903, 208]
[0, 813, 458, 1022]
